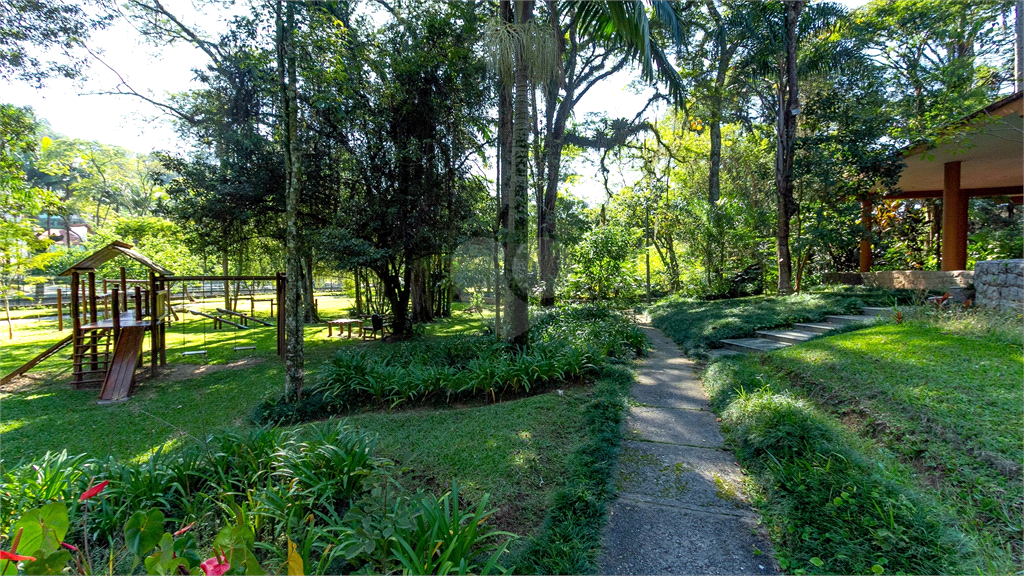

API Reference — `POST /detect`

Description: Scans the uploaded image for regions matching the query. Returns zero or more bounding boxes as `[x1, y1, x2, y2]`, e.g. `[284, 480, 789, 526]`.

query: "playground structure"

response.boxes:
[1, 241, 286, 404]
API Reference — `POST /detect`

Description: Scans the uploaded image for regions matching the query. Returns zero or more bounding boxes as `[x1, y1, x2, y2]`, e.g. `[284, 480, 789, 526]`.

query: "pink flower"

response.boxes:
[200, 550, 230, 576]
[173, 522, 195, 536]
[61, 542, 78, 552]
[79, 480, 109, 501]
[0, 551, 36, 562]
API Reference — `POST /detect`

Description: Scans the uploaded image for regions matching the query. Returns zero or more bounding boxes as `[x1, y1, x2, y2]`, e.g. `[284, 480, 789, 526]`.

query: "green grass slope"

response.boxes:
[702, 311, 1022, 574]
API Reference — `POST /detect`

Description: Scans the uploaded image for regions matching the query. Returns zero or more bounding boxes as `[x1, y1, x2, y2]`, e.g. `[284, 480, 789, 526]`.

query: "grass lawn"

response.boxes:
[649, 290, 912, 356]
[346, 386, 588, 535]
[0, 296, 493, 461]
[704, 310, 1022, 573]
[1, 297, 596, 547]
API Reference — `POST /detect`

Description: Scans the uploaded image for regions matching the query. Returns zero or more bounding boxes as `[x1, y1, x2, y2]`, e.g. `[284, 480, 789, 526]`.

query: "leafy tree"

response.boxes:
[0, 104, 58, 337]
[0, 0, 107, 85]
[567, 224, 641, 301]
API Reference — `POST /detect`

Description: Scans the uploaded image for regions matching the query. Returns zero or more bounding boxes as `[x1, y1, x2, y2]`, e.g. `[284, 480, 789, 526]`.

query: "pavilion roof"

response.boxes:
[893, 91, 1023, 197]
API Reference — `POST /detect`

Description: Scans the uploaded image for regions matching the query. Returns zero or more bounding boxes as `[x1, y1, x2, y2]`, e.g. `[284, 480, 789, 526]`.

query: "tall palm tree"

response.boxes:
[733, 0, 854, 294]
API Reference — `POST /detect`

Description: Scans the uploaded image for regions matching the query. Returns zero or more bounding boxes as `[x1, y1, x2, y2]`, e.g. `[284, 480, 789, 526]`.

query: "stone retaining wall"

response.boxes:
[975, 259, 1024, 311]
[860, 270, 974, 291]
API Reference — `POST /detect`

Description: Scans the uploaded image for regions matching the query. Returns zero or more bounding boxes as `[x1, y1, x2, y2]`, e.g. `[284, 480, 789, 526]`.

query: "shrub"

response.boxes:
[255, 305, 648, 425]
[1, 422, 513, 575]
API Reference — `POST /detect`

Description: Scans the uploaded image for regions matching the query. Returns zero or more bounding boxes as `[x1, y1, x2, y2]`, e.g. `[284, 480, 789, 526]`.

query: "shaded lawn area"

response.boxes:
[0, 298, 491, 462]
[346, 387, 588, 535]
[732, 321, 1023, 571]
[649, 291, 911, 355]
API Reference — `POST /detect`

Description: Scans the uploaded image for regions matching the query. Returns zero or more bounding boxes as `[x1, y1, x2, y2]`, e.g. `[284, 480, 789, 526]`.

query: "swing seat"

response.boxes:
[182, 350, 207, 356]
[233, 346, 256, 351]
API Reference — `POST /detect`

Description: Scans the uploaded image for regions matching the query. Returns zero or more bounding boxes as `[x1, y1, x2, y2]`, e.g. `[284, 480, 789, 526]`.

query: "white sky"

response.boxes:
[2, 0, 867, 206]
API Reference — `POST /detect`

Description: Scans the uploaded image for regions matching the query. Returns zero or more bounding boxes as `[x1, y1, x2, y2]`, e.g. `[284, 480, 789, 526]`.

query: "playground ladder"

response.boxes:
[71, 328, 113, 388]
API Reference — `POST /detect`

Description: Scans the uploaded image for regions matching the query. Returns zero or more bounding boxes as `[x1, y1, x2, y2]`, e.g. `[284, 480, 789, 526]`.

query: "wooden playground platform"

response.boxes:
[0, 240, 288, 404]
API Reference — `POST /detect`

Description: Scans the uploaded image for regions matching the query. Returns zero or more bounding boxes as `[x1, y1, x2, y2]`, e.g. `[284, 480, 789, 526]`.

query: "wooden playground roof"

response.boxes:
[58, 240, 173, 277]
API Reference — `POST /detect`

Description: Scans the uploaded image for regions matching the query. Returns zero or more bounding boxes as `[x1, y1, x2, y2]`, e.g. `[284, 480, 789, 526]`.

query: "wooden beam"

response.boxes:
[887, 185, 1022, 200]
[941, 161, 968, 271]
[164, 275, 280, 282]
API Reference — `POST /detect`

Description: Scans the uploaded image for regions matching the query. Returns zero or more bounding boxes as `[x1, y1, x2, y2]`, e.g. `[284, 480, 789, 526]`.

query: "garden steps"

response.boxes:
[755, 329, 817, 344]
[716, 307, 883, 354]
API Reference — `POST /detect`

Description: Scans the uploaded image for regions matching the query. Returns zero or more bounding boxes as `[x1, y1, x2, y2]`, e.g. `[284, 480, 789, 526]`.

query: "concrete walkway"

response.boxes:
[599, 326, 777, 575]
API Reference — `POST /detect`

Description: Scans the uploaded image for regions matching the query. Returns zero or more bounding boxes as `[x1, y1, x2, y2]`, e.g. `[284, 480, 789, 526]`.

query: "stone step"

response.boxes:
[755, 329, 817, 344]
[706, 348, 741, 360]
[720, 338, 790, 353]
[860, 306, 897, 317]
[824, 314, 874, 326]
[791, 322, 837, 334]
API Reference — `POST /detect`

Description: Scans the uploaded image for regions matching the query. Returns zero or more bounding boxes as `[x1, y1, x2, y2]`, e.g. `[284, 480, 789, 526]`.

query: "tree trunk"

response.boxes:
[505, 0, 533, 347]
[775, 1, 803, 295]
[411, 257, 432, 323]
[1016, 0, 1023, 92]
[302, 253, 319, 323]
[278, 0, 304, 396]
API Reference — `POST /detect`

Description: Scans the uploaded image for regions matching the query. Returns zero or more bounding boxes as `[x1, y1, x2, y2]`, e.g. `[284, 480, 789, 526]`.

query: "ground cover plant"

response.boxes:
[702, 306, 1022, 574]
[649, 289, 916, 356]
[255, 305, 647, 424]
[1, 422, 512, 575]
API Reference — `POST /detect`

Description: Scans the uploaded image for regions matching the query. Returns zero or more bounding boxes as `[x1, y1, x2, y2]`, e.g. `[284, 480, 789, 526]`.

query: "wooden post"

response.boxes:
[941, 161, 968, 271]
[80, 282, 88, 326]
[120, 267, 128, 311]
[71, 272, 81, 384]
[134, 286, 142, 322]
[859, 198, 873, 273]
[57, 288, 63, 332]
[251, 296, 255, 318]
[150, 270, 157, 377]
[111, 287, 121, 343]
[276, 273, 285, 359]
[88, 271, 98, 373]
[270, 299, 275, 318]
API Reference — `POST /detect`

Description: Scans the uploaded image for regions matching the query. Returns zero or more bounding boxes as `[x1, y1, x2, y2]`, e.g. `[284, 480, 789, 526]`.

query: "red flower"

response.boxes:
[61, 542, 79, 552]
[79, 480, 109, 501]
[173, 522, 195, 536]
[0, 551, 37, 562]
[200, 550, 230, 576]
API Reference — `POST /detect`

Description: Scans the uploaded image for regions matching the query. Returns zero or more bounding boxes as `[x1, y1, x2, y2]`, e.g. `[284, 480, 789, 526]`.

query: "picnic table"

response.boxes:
[328, 318, 362, 338]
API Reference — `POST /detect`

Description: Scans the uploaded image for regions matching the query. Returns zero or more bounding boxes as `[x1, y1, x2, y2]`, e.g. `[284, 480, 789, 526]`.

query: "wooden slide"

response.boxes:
[98, 326, 146, 404]
[1, 334, 74, 386]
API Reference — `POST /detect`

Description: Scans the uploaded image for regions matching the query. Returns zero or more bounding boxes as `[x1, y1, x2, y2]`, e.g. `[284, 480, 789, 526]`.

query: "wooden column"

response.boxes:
[70, 272, 81, 384]
[941, 161, 968, 271]
[150, 270, 158, 377]
[859, 198, 873, 273]
[120, 267, 128, 310]
[88, 271, 98, 372]
[111, 287, 121, 342]
[57, 288, 63, 332]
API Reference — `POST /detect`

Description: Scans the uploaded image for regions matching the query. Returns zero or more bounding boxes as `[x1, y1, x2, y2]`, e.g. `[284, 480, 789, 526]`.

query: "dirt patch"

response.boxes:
[146, 358, 265, 383]
[0, 372, 56, 394]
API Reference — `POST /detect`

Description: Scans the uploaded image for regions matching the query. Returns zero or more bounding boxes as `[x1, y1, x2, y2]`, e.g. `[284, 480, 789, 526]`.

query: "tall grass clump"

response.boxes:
[704, 356, 978, 575]
[0, 422, 512, 575]
[255, 304, 647, 424]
